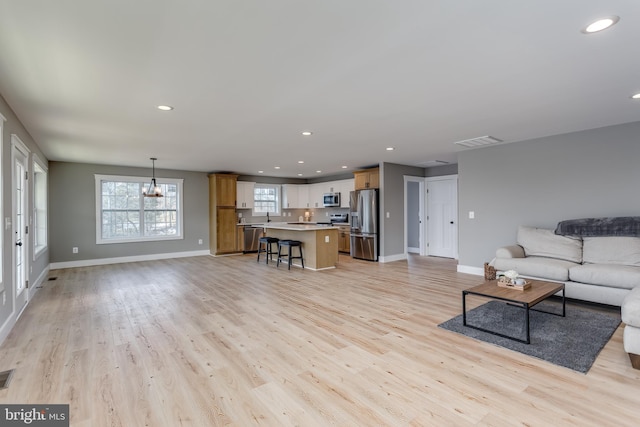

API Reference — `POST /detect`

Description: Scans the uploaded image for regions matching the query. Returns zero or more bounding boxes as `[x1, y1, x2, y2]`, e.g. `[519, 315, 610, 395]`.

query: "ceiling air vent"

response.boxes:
[416, 160, 449, 167]
[453, 135, 503, 149]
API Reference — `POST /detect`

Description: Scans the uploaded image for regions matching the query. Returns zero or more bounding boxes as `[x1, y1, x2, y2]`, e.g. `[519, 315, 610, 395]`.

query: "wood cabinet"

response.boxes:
[209, 174, 240, 255]
[354, 167, 379, 190]
[216, 207, 238, 253]
[236, 225, 245, 252]
[337, 225, 351, 253]
[214, 174, 238, 206]
[236, 181, 255, 209]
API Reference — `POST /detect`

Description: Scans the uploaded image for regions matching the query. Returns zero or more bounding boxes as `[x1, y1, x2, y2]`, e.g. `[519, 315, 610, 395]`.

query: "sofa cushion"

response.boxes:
[583, 236, 640, 267]
[495, 245, 525, 259]
[517, 226, 583, 263]
[622, 287, 640, 328]
[494, 256, 578, 281]
[569, 264, 640, 290]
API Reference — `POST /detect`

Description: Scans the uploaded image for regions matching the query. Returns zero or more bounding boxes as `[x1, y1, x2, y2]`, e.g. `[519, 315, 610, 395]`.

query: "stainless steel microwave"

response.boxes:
[323, 192, 340, 207]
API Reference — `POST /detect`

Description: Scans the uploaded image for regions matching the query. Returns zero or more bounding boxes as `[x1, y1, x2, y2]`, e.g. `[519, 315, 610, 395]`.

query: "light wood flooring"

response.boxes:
[0, 254, 638, 426]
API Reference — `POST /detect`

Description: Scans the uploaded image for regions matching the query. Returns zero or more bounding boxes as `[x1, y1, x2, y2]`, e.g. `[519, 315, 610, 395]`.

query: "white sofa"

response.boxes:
[492, 226, 640, 307]
[622, 287, 640, 369]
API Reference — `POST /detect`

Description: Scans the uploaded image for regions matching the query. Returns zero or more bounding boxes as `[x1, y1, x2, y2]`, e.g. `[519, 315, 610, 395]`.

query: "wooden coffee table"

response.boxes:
[462, 279, 565, 344]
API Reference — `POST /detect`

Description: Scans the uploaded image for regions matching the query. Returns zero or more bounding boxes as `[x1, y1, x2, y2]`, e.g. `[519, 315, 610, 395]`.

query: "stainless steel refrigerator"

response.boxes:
[350, 189, 379, 261]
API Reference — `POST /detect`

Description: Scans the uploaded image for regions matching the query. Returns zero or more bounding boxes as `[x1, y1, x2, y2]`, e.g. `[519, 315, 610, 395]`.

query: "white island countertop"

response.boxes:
[260, 222, 339, 231]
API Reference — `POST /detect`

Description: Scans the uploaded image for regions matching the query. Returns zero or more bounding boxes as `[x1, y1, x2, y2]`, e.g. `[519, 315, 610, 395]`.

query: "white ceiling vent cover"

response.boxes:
[453, 135, 503, 148]
[416, 160, 449, 167]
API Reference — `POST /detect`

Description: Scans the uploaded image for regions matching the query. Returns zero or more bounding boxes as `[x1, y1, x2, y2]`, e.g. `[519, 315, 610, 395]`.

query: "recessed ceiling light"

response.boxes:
[632, 93, 640, 99]
[258, 170, 264, 174]
[386, 147, 395, 151]
[316, 170, 322, 173]
[301, 131, 313, 136]
[157, 105, 173, 111]
[298, 173, 303, 176]
[274, 166, 281, 169]
[341, 165, 348, 169]
[298, 160, 304, 164]
[582, 16, 619, 33]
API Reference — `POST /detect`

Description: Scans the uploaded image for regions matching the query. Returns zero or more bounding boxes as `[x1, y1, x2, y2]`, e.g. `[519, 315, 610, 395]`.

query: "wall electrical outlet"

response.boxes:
[325, 235, 330, 243]
[72, 247, 78, 254]
[468, 211, 475, 219]
[198, 239, 203, 245]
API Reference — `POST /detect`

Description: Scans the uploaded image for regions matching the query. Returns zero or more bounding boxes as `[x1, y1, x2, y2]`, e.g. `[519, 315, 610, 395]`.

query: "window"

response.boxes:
[95, 174, 184, 244]
[33, 155, 48, 258]
[0, 113, 4, 290]
[253, 184, 280, 216]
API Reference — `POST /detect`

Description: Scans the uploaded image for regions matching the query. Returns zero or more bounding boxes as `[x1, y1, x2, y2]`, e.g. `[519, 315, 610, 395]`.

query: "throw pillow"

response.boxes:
[517, 226, 583, 263]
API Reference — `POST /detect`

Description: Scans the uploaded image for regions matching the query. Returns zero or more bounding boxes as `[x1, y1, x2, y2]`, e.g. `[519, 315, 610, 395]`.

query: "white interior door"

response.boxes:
[12, 136, 30, 314]
[404, 176, 425, 255]
[426, 175, 458, 258]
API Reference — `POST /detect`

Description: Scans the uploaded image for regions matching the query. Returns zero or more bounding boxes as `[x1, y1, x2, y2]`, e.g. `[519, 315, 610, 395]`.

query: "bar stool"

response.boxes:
[257, 237, 279, 264]
[277, 240, 304, 270]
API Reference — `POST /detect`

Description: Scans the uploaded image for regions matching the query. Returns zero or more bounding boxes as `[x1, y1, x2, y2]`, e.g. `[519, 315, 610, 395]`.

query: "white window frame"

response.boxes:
[32, 154, 48, 259]
[95, 174, 184, 244]
[252, 183, 281, 217]
[0, 112, 5, 291]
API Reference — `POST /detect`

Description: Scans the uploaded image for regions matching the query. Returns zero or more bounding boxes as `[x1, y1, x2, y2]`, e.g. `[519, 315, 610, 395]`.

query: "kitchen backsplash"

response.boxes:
[237, 207, 349, 224]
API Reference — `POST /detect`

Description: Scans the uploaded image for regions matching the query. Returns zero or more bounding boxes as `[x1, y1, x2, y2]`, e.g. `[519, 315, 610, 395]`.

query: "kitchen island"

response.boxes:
[261, 223, 339, 270]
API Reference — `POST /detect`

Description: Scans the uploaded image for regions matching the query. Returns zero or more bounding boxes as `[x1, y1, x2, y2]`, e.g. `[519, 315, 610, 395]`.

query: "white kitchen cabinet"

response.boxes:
[282, 184, 299, 209]
[337, 179, 354, 207]
[298, 185, 310, 209]
[308, 183, 324, 208]
[283, 179, 353, 209]
[236, 181, 255, 209]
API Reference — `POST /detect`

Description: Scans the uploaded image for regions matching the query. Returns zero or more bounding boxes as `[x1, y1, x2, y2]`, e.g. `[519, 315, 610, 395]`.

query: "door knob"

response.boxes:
[16, 242, 22, 246]
[450, 221, 454, 224]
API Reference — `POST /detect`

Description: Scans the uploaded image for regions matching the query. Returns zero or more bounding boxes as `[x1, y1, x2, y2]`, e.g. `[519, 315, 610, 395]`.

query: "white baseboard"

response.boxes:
[379, 253, 408, 263]
[29, 265, 50, 299]
[457, 264, 484, 276]
[50, 250, 211, 270]
[0, 308, 17, 348]
[0, 266, 52, 347]
[407, 247, 420, 254]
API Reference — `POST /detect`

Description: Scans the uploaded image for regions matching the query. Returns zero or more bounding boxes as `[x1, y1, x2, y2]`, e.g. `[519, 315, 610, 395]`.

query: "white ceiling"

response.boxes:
[0, 1, 639, 178]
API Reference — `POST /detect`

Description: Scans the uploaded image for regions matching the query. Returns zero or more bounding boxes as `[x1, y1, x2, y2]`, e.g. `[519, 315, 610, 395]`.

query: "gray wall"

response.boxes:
[425, 163, 458, 177]
[49, 162, 210, 263]
[458, 121, 640, 268]
[380, 162, 424, 257]
[0, 93, 50, 332]
[380, 162, 459, 259]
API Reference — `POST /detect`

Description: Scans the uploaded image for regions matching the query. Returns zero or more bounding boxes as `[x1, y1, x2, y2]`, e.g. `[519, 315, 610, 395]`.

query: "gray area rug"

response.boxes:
[438, 300, 621, 373]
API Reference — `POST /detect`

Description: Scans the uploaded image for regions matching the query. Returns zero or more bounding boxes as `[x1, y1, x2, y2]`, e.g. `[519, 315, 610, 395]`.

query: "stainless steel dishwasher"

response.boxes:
[243, 226, 262, 253]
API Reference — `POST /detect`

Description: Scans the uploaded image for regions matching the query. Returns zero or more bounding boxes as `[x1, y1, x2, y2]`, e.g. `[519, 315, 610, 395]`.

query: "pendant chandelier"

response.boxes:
[143, 157, 163, 198]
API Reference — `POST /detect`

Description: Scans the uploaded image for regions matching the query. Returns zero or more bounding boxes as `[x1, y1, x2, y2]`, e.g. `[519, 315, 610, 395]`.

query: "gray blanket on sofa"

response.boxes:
[554, 217, 640, 237]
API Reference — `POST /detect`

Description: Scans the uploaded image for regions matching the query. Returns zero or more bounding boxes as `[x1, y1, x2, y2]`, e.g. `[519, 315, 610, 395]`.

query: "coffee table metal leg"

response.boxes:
[462, 291, 468, 326]
[525, 304, 531, 344]
[562, 287, 566, 317]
